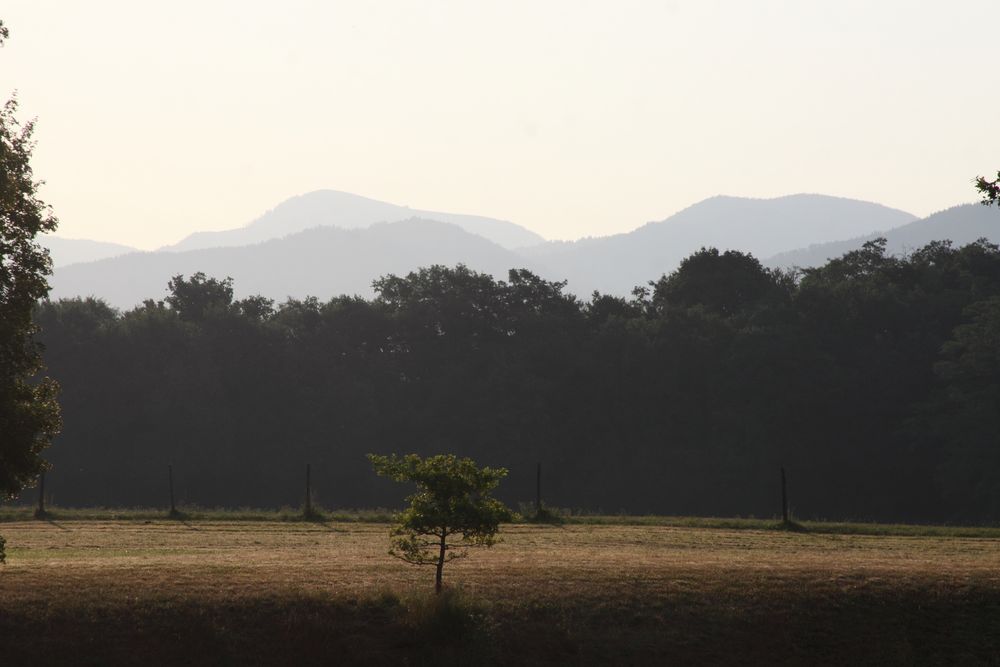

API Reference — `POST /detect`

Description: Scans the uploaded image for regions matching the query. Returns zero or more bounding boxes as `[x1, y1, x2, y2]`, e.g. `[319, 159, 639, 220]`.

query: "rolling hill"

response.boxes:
[50, 219, 538, 309]
[41, 236, 138, 268]
[160, 190, 544, 252]
[50, 192, 939, 306]
[518, 194, 918, 295]
[765, 203, 1000, 269]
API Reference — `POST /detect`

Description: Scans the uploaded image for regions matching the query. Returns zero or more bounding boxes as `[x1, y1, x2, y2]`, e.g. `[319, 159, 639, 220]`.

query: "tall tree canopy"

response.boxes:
[1, 23, 60, 570]
[976, 172, 1000, 207]
[0, 59, 61, 504]
[165, 272, 235, 321]
[29, 241, 1000, 524]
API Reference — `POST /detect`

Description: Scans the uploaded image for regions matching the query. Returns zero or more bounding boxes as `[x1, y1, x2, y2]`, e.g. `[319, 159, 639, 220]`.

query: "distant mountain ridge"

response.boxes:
[518, 194, 918, 295]
[160, 190, 544, 252]
[765, 203, 1000, 269]
[51, 219, 537, 309]
[53, 191, 993, 309]
[41, 236, 138, 267]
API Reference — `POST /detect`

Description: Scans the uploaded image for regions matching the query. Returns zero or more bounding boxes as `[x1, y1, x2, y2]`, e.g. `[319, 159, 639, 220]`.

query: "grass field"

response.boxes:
[1, 518, 999, 665]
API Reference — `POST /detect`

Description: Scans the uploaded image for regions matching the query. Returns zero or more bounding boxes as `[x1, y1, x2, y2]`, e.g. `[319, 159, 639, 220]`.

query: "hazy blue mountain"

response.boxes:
[765, 203, 1000, 269]
[518, 194, 917, 295]
[41, 236, 137, 267]
[161, 190, 544, 252]
[50, 192, 955, 307]
[51, 219, 538, 309]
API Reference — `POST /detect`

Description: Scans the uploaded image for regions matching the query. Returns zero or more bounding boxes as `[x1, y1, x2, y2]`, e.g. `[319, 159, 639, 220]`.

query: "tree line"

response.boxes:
[29, 238, 1000, 522]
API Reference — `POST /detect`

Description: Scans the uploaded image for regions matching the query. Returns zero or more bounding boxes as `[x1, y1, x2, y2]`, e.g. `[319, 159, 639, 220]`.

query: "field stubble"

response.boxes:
[1, 521, 998, 665]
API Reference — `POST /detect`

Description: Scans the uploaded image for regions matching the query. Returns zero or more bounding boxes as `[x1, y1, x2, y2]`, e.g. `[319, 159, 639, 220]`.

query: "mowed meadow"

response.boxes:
[1, 518, 999, 665]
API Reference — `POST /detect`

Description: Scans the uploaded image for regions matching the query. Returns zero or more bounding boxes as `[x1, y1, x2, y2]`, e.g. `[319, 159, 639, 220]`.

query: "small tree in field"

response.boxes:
[369, 453, 513, 593]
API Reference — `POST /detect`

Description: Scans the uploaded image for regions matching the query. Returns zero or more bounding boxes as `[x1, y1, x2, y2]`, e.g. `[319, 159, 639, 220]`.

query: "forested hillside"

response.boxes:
[33, 238, 1000, 522]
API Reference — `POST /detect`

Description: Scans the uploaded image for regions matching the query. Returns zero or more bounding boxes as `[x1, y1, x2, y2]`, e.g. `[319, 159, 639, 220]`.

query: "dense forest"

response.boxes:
[28, 238, 1000, 523]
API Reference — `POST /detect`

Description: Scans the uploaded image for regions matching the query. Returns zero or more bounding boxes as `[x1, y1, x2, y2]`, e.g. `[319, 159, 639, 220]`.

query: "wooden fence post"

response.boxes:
[535, 462, 542, 516]
[781, 466, 789, 523]
[168, 465, 177, 517]
[304, 463, 312, 516]
[35, 471, 46, 519]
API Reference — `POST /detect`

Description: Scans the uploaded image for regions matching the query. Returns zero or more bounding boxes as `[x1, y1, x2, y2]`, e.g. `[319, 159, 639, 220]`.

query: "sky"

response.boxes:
[2, 1, 997, 250]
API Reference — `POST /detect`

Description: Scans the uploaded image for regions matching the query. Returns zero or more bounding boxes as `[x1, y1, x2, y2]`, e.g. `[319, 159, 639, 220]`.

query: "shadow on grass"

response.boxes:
[306, 519, 341, 532]
[31, 509, 69, 530]
[519, 504, 566, 526]
[165, 509, 202, 531]
[395, 586, 496, 662]
[299, 509, 342, 532]
[775, 519, 809, 533]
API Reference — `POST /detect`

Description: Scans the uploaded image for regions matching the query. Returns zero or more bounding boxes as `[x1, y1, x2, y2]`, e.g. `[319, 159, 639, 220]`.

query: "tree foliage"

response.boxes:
[1, 27, 62, 562]
[369, 453, 512, 592]
[165, 272, 235, 321]
[930, 296, 1000, 516]
[25, 242, 1000, 524]
[1, 96, 61, 502]
[651, 247, 788, 317]
[976, 172, 1000, 207]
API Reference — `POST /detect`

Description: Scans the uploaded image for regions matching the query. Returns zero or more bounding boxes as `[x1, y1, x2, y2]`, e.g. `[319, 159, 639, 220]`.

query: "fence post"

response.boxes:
[304, 463, 312, 516]
[35, 471, 46, 519]
[535, 462, 542, 516]
[780, 466, 789, 523]
[168, 464, 177, 517]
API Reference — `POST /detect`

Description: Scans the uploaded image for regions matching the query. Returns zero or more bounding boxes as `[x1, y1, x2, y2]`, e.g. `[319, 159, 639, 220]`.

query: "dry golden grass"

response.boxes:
[3, 521, 998, 598]
[1, 521, 999, 665]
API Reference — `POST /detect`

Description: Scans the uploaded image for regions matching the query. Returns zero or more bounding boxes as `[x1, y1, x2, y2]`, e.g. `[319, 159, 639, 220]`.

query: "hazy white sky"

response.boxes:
[2, 1, 997, 249]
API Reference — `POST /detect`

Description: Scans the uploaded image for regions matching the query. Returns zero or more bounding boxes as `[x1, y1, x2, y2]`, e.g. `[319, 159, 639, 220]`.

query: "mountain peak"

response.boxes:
[52, 217, 534, 309]
[160, 190, 544, 252]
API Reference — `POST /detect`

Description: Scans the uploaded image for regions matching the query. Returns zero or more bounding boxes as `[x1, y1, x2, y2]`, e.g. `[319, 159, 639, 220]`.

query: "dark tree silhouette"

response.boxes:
[976, 172, 1000, 207]
[651, 247, 789, 317]
[27, 238, 1000, 523]
[1, 67, 61, 560]
[165, 272, 235, 321]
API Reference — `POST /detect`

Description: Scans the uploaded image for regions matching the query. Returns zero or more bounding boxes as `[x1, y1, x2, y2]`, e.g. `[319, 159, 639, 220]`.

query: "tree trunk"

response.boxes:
[435, 532, 447, 594]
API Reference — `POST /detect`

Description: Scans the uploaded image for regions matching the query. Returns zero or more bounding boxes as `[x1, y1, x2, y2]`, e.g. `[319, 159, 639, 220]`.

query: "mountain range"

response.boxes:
[44, 236, 137, 268]
[765, 203, 999, 269]
[159, 190, 543, 252]
[518, 194, 918, 295]
[51, 219, 533, 307]
[45, 190, 1000, 308]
